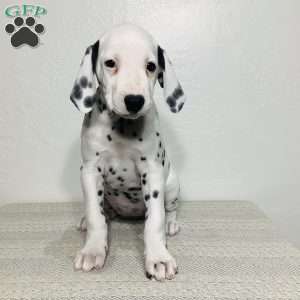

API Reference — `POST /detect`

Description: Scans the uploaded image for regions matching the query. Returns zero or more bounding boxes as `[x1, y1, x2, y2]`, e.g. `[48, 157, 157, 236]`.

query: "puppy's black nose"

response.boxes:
[124, 94, 145, 113]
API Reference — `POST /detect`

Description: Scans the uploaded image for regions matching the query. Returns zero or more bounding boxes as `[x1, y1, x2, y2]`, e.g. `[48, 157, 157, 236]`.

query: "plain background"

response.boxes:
[1, 1, 300, 247]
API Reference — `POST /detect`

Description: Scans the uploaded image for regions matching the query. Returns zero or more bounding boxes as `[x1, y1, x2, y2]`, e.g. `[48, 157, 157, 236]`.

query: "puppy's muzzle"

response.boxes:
[124, 94, 145, 114]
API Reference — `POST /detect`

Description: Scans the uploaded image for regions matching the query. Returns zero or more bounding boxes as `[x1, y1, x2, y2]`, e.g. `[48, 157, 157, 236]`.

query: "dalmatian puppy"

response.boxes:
[70, 24, 186, 281]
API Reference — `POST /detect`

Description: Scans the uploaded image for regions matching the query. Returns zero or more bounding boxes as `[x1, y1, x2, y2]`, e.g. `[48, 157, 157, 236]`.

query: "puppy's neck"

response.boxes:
[83, 88, 159, 139]
[110, 116, 145, 139]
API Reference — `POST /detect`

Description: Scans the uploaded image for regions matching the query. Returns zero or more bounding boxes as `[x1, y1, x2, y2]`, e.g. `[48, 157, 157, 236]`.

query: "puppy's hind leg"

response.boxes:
[77, 216, 87, 232]
[165, 166, 180, 236]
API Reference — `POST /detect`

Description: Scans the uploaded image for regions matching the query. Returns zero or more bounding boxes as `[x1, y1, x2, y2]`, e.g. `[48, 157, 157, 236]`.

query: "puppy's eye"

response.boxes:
[104, 59, 116, 68]
[146, 62, 156, 72]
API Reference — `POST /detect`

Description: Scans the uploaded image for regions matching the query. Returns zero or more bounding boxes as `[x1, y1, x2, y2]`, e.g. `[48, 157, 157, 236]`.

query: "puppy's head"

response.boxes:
[70, 24, 186, 118]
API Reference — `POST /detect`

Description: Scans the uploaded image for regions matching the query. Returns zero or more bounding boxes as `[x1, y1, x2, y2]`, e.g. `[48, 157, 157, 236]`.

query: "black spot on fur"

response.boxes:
[156, 132, 160, 137]
[170, 107, 177, 113]
[91, 40, 99, 74]
[159, 141, 162, 148]
[109, 167, 114, 173]
[124, 192, 132, 199]
[112, 117, 145, 139]
[97, 167, 102, 173]
[139, 138, 143, 142]
[157, 72, 164, 88]
[178, 102, 184, 112]
[152, 190, 159, 198]
[80, 76, 88, 88]
[166, 96, 176, 108]
[123, 168, 127, 172]
[107, 134, 112, 142]
[117, 176, 124, 182]
[84, 96, 95, 107]
[96, 152, 99, 156]
[144, 194, 150, 201]
[128, 187, 141, 191]
[142, 173, 147, 178]
[157, 153, 160, 158]
[82, 111, 92, 127]
[171, 198, 178, 205]
[162, 160, 165, 166]
[173, 85, 184, 99]
[95, 93, 107, 113]
[157, 46, 165, 71]
[166, 85, 184, 111]
[85, 47, 90, 55]
[142, 179, 147, 185]
[80, 165, 83, 171]
[140, 156, 146, 161]
[146, 271, 153, 280]
[72, 84, 82, 99]
[98, 190, 103, 196]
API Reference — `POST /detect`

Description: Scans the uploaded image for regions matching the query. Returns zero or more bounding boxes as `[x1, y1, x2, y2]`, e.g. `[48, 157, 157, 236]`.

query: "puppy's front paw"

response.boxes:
[74, 235, 107, 272]
[145, 245, 178, 281]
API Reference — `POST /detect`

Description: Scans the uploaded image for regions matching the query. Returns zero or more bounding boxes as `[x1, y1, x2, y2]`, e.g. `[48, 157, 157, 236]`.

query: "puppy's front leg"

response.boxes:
[140, 161, 178, 281]
[74, 162, 107, 272]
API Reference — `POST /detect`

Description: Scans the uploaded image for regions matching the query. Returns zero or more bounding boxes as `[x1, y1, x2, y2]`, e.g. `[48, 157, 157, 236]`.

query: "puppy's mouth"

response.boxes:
[112, 106, 150, 120]
[112, 110, 139, 119]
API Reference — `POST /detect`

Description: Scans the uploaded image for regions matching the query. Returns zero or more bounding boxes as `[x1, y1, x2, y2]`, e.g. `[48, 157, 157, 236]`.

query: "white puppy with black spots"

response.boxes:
[70, 24, 186, 281]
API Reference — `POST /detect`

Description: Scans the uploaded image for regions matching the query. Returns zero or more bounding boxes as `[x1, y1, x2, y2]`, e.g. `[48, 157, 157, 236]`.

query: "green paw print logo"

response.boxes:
[4, 4, 47, 48]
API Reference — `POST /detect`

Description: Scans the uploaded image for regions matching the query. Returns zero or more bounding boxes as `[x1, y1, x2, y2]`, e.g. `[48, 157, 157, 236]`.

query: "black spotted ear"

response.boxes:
[70, 40, 100, 113]
[157, 46, 186, 113]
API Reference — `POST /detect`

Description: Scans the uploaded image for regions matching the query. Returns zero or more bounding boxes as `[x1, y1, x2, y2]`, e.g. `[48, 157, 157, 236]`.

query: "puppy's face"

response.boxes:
[99, 25, 158, 119]
[70, 24, 186, 116]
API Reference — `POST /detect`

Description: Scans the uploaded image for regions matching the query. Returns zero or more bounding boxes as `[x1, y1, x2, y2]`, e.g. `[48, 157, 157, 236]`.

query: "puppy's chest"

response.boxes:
[103, 156, 140, 190]
[82, 112, 166, 217]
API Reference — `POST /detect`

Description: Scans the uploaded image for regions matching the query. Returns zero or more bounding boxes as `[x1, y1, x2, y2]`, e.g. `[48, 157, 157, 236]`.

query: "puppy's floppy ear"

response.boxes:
[70, 40, 100, 113]
[157, 46, 186, 113]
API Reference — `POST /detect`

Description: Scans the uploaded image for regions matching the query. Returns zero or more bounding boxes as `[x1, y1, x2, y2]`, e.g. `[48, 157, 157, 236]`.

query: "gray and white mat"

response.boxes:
[0, 201, 299, 299]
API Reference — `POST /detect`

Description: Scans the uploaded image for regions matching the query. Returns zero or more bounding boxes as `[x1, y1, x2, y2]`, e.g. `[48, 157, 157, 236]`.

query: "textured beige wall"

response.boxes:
[1, 1, 300, 245]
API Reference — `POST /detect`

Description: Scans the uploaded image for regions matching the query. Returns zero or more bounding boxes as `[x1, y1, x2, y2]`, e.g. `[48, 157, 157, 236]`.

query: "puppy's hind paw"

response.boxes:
[166, 220, 180, 236]
[76, 216, 87, 232]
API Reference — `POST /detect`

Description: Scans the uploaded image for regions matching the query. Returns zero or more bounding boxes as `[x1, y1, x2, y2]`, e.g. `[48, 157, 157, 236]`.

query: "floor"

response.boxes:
[1, 200, 300, 299]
